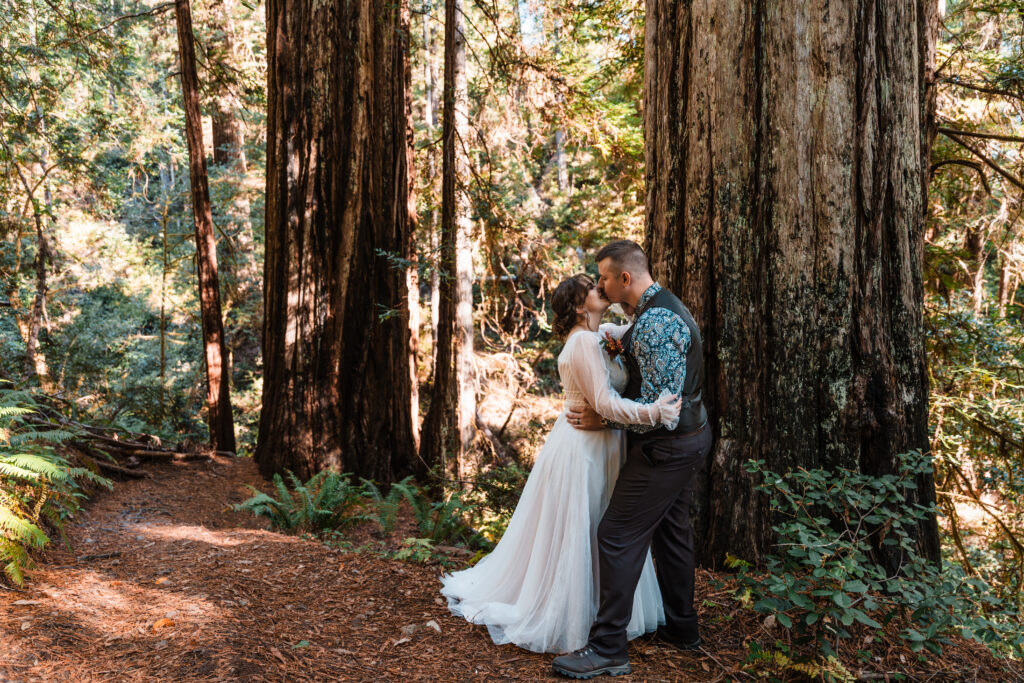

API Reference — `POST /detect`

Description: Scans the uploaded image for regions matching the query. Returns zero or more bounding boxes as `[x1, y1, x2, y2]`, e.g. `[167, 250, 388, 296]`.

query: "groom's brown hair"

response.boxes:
[595, 240, 649, 276]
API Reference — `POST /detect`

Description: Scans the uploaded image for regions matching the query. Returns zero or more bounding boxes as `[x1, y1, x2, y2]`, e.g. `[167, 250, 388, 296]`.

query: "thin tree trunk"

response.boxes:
[552, 19, 568, 194]
[966, 214, 986, 313]
[644, 0, 941, 569]
[208, 0, 247, 173]
[256, 0, 419, 483]
[207, 0, 257, 309]
[423, 0, 441, 372]
[175, 0, 236, 453]
[26, 199, 50, 385]
[554, 128, 568, 193]
[420, 0, 476, 478]
[423, 0, 439, 130]
[997, 255, 1011, 317]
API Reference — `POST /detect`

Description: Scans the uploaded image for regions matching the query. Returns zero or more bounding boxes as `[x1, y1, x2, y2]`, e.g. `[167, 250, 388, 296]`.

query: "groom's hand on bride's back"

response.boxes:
[568, 404, 605, 431]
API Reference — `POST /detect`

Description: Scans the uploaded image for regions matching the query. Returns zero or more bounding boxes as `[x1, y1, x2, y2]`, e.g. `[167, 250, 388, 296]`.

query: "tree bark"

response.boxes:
[175, 0, 236, 453]
[644, 0, 941, 569]
[207, 0, 247, 173]
[256, 0, 419, 483]
[423, 0, 442, 373]
[420, 0, 477, 479]
[206, 0, 256, 283]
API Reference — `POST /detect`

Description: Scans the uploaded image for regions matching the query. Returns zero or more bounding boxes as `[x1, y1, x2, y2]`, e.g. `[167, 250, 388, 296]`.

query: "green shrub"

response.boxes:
[738, 452, 1024, 661]
[358, 476, 410, 536]
[464, 462, 529, 542]
[234, 469, 364, 533]
[236, 471, 490, 553]
[0, 388, 111, 585]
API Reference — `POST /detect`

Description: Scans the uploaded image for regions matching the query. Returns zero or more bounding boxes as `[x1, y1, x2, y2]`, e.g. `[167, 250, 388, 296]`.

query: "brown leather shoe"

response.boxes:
[551, 646, 631, 679]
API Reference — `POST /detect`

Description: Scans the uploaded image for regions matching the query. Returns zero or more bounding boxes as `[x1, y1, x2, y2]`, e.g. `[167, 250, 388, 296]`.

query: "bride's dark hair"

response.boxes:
[551, 274, 595, 339]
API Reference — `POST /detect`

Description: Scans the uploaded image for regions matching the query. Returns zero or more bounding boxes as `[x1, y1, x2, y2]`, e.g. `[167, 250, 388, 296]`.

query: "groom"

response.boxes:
[555, 240, 712, 679]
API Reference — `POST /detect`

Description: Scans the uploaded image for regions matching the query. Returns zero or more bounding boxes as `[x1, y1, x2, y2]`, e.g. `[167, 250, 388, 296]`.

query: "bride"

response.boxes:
[440, 273, 681, 654]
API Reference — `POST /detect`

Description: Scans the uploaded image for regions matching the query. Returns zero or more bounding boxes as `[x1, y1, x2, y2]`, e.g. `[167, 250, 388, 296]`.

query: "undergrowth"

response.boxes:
[234, 470, 499, 564]
[0, 386, 111, 585]
[731, 451, 1024, 680]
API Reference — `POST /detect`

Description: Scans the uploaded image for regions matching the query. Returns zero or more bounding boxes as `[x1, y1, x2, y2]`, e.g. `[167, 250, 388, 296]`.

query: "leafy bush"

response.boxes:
[464, 463, 529, 542]
[236, 472, 488, 550]
[0, 388, 111, 585]
[358, 476, 411, 536]
[395, 479, 491, 548]
[738, 452, 1024, 660]
[234, 470, 364, 533]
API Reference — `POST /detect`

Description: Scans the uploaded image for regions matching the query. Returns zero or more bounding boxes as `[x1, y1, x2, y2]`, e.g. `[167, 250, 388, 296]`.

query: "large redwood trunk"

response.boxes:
[175, 0, 236, 453]
[644, 0, 941, 568]
[256, 0, 418, 482]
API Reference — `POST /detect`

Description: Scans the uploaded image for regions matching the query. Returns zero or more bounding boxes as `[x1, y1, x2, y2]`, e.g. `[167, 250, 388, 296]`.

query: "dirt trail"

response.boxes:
[0, 457, 724, 682]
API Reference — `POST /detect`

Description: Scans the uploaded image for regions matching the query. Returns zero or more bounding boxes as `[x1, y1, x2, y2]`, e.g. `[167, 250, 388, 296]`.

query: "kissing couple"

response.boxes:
[440, 239, 714, 679]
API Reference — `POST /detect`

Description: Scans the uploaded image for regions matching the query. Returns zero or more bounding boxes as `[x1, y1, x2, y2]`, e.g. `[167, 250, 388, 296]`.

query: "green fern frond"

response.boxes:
[8, 428, 78, 445]
[0, 507, 49, 550]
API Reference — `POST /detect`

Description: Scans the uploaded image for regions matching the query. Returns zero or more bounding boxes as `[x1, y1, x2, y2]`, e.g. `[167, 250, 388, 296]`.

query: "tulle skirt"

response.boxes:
[440, 412, 664, 653]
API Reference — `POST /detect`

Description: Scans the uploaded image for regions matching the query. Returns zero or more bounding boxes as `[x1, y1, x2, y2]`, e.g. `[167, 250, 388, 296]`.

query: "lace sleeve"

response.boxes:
[570, 333, 680, 428]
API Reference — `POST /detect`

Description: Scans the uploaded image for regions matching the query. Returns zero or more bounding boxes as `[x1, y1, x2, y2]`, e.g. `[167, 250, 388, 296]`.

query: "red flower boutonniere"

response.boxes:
[601, 332, 625, 360]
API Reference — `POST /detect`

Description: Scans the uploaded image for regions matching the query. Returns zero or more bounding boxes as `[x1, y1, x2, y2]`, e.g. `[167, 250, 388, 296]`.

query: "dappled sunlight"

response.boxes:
[28, 568, 227, 641]
[133, 523, 270, 548]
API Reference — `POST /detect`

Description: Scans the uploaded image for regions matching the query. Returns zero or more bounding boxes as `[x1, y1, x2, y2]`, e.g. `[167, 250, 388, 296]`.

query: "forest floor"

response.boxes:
[0, 456, 1020, 683]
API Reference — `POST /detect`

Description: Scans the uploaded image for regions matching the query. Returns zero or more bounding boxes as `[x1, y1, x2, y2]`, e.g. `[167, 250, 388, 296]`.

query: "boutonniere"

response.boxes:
[601, 332, 625, 360]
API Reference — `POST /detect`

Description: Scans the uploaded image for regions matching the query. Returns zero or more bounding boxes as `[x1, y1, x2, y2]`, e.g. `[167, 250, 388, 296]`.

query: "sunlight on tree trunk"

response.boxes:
[421, 0, 477, 479]
[645, 0, 942, 569]
[175, 0, 236, 453]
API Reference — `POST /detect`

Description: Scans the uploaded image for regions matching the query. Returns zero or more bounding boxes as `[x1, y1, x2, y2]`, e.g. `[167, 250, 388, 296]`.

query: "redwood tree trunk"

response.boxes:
[175, 0, 236, 453]
[420, 0, 476, 478]
[256, 0, 418, 483]
[644, 0, 941, 568]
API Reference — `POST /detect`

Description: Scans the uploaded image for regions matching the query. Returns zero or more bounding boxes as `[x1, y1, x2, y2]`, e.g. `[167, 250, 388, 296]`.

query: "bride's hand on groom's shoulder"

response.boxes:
[568, 404, 605, 431]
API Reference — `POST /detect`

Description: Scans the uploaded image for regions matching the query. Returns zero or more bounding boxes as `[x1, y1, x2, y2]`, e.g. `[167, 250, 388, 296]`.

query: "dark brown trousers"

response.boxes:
[587, 425, 712, 658]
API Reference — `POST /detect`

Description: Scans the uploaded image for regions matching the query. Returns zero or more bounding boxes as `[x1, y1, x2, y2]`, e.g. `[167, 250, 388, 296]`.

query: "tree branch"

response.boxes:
[940, 131, 1024, 192]
[930, 159, 991, 194]
[938, 77, 1024, 102]
[58, 1, 177, 48]
[937, 126, 1024, 145]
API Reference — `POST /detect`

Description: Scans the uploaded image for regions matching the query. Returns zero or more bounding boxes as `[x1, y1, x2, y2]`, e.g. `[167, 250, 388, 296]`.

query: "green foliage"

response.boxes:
[0, 387, 111, 585]
[235, 472, 489, 552]
[737, 453, 1024, 661]
[463, 463, 529, 542]
[742, 641, 856, 683]
[358, 477, 408, 537]
[390, 537, 440, 564]
[234, 469, 364, 534]
[926, 301, 1024, 606]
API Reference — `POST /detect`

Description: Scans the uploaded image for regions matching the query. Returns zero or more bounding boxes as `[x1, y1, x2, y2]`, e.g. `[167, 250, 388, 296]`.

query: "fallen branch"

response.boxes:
[77, 552, 121, 562]
[80, 453, 148, 479]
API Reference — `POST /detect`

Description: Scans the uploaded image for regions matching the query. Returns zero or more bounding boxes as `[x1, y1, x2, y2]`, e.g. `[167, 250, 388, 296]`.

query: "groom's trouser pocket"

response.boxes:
[634, 428, 712, 468]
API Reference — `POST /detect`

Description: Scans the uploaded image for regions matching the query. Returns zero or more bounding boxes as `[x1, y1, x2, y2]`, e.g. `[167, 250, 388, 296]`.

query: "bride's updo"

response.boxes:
[551, 274, 594, 339]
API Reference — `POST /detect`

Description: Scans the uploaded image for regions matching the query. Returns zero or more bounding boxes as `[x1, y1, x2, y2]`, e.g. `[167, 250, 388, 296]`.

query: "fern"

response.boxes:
[360, 478, 404, 535]
[233, 470, 364, 534]
[233, 468, 490, 552]
[0, 386, 112, 585]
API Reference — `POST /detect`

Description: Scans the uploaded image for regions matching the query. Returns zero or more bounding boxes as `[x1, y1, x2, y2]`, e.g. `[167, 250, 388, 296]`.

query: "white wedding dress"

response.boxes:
[440, 329, 679, 653]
